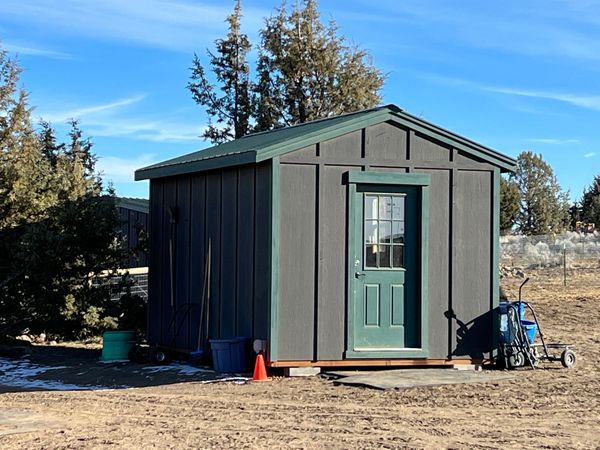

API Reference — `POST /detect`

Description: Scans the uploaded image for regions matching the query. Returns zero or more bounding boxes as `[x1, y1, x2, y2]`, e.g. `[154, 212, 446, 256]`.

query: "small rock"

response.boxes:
[38, 333, 46, 343]
[49, 340, 57, 346]
[17, 335, 32, 343]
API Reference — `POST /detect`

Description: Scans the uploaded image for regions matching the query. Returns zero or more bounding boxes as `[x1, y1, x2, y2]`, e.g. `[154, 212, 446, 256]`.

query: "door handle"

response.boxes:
[355, 272, 366, 278]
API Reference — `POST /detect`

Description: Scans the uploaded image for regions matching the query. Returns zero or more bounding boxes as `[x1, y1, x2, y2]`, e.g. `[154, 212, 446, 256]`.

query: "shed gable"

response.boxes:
[135, 104, 516, 180]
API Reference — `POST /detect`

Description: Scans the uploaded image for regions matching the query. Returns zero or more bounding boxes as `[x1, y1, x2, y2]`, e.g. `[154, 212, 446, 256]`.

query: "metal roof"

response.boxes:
[135, 104, 517, 180]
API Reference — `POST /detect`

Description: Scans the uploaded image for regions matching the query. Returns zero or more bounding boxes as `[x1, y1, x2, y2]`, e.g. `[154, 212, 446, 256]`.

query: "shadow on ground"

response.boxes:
[0, 344, 236, 393]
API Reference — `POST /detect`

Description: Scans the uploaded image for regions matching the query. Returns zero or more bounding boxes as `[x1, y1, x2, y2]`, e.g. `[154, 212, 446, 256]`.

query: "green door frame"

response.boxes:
[345, 171, 430, 359]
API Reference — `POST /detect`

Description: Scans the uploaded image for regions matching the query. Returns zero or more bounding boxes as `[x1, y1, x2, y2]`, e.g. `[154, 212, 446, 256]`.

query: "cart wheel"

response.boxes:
[151, 348, 168, 364]
[560, 349, 576, 369]
[508, 352, 525, 369]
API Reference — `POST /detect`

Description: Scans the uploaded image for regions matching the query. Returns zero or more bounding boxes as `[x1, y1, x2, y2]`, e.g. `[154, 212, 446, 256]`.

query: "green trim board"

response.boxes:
[134, 105, 517, 180]
[347, 171, 431, 186]
[491, 168, 501, 358]
[345, 171, 430, 359]
[268, 157, 280, 362]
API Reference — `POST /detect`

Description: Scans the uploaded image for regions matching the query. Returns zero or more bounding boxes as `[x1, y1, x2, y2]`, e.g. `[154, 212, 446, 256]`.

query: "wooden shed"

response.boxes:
[135, 104, 516, 368]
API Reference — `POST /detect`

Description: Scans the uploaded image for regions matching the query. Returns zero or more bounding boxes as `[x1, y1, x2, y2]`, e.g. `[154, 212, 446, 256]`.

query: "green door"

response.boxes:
[348, 185, 421, 355]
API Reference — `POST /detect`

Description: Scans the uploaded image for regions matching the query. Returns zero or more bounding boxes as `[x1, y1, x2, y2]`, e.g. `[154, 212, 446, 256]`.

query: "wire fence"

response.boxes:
[500, 232, 600, 269]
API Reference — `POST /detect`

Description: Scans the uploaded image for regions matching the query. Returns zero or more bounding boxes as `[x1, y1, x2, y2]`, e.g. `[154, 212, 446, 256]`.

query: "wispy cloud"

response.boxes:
[420, 73, 600, 113]
[39, 95, 205, 143]
[355, 0, 600, 62]
[528, 138, 580, 145]
[483, 86, 600, 111]
[4, 42, 72, 59]
[0, 0, 269, 51]
[96, 153, 157, 183]
[584, 152, 597, 158]
[89, 119, 204, 143]
[40, 95, 146, 123]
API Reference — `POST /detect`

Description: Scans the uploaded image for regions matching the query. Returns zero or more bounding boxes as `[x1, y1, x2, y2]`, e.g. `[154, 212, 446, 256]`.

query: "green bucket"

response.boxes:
[101, 330, 136, 362]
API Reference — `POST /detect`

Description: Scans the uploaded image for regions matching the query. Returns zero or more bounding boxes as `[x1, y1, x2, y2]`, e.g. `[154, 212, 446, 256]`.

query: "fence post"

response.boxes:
[563, 243, 567, 287]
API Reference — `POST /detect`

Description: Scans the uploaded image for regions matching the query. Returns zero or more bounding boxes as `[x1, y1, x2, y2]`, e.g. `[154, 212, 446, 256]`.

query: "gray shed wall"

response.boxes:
[277, 121, 498, 361]
[118, 207, 149, 268]
[147, 161, 271, 352]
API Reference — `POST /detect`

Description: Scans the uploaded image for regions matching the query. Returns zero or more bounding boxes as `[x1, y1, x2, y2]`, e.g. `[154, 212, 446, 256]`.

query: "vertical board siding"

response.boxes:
[253, 162, 272, 341]
[278, 164, 317, 360]
[452, 170, 493, 359]
[219, 170, 238, 337]
[321, 130, 362, 159]
[147, 180, 163, 344]
[189, 176, 207, 351]
[316, 165, 349, 360]
[174, 177, 191, 349]
[117, 207, 148, 268]
[205, 172, 222, 339]
[236, 166, 255, 338]
[161, 178, 177, 346]
[414, 168, 450, 358]
[147, 162, 272, 353]
[276, 123, 499, 362]
[412, 132, 451, 162]
[365, 122, 408, 161]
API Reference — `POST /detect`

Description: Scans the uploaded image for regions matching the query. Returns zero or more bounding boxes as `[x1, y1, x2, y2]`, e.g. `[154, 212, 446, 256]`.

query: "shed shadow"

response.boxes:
[445, 309, 494, 359]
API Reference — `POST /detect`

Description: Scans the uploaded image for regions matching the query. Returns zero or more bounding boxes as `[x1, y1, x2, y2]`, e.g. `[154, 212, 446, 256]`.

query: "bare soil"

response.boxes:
[1, 267, 600, 449]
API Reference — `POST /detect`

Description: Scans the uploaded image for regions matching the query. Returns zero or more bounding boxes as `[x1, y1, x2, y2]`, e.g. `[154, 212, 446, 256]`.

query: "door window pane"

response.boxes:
[365, 195, 378, 220]
[392, 196, 404, 220]
[379, 221, 391, 243]
[393, 245, 404, 268]
[392, 221, 404, 244]
[365, 220, 378, 244]
[364, 193, 407, 270]
[365, 244, 377, 267]
[378, 245, 391, 268]
[379, 196, 392, 220]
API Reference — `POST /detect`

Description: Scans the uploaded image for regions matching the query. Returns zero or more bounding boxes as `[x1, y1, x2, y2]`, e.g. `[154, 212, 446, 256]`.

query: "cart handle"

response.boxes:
[519, 277, 530, 303]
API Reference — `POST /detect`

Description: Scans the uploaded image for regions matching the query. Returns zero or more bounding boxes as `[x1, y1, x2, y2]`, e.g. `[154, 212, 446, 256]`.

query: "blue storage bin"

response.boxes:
[520, 320, 537, 344]
[209, 337, 248, 373]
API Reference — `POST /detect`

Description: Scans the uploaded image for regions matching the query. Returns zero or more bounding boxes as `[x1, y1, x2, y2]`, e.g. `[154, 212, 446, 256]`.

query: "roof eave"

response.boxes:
[134, 151, 257, 180]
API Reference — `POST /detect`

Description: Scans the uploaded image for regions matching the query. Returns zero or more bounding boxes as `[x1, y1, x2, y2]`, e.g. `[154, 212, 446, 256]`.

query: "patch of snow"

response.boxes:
[142, 363, 215, 375]
[0, 358, 112, 391]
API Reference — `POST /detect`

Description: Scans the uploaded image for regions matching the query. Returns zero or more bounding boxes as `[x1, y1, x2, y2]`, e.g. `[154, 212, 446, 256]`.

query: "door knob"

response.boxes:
[355, 272, 366, 278]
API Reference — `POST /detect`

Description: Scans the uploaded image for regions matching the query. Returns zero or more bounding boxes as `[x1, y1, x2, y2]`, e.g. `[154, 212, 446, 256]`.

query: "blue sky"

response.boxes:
[1, 0, 598, 201]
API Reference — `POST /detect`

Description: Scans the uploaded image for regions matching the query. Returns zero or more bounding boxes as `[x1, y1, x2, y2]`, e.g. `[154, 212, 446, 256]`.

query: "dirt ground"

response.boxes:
[2, 267, 600, 449]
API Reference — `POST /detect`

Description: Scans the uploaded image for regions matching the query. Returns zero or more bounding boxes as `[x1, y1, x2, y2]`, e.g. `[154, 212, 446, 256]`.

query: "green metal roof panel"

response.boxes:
[116, 197, 149, 213]
[135, 104, 516, 180]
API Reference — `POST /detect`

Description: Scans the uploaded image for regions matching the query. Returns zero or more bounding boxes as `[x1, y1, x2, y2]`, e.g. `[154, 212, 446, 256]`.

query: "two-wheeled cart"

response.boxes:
[499, 278, 576, 370]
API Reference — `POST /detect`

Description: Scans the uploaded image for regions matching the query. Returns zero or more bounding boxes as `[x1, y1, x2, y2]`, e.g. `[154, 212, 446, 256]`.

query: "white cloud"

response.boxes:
[483, 86, 600, 111]
[89, 119, 204, 143]
[39, 95, 205, 143]
[419, 73, 600, 113]
[528, 138, 580, 145]
[40, 95, 146, 123]
[355, 0, 600, 62]
[0, 0, 269, 51]
[584, 152, 597, 158]
[96, 153, 158, 183]
[4, 42, 72, 59]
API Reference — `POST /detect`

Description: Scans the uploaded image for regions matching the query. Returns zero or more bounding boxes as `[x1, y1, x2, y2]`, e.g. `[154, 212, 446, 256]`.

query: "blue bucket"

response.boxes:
[209, 337, 248, 373]
[521, 320, 537, 344]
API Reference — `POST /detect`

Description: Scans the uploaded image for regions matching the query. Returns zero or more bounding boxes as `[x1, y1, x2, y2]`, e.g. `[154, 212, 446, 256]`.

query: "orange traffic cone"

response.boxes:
[252, 352, 269, 382]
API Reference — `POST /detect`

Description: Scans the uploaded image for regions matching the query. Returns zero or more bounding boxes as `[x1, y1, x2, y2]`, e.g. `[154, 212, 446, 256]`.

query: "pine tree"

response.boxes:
[188, 0, 252, 144]
[189, 0, 385, 141]
[500, 177, 520, 235]
[255, 0, 385, 129]
[580, 175, 600, 226]
[0, 44, 135, 338]
[511, 151, 570, 235]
